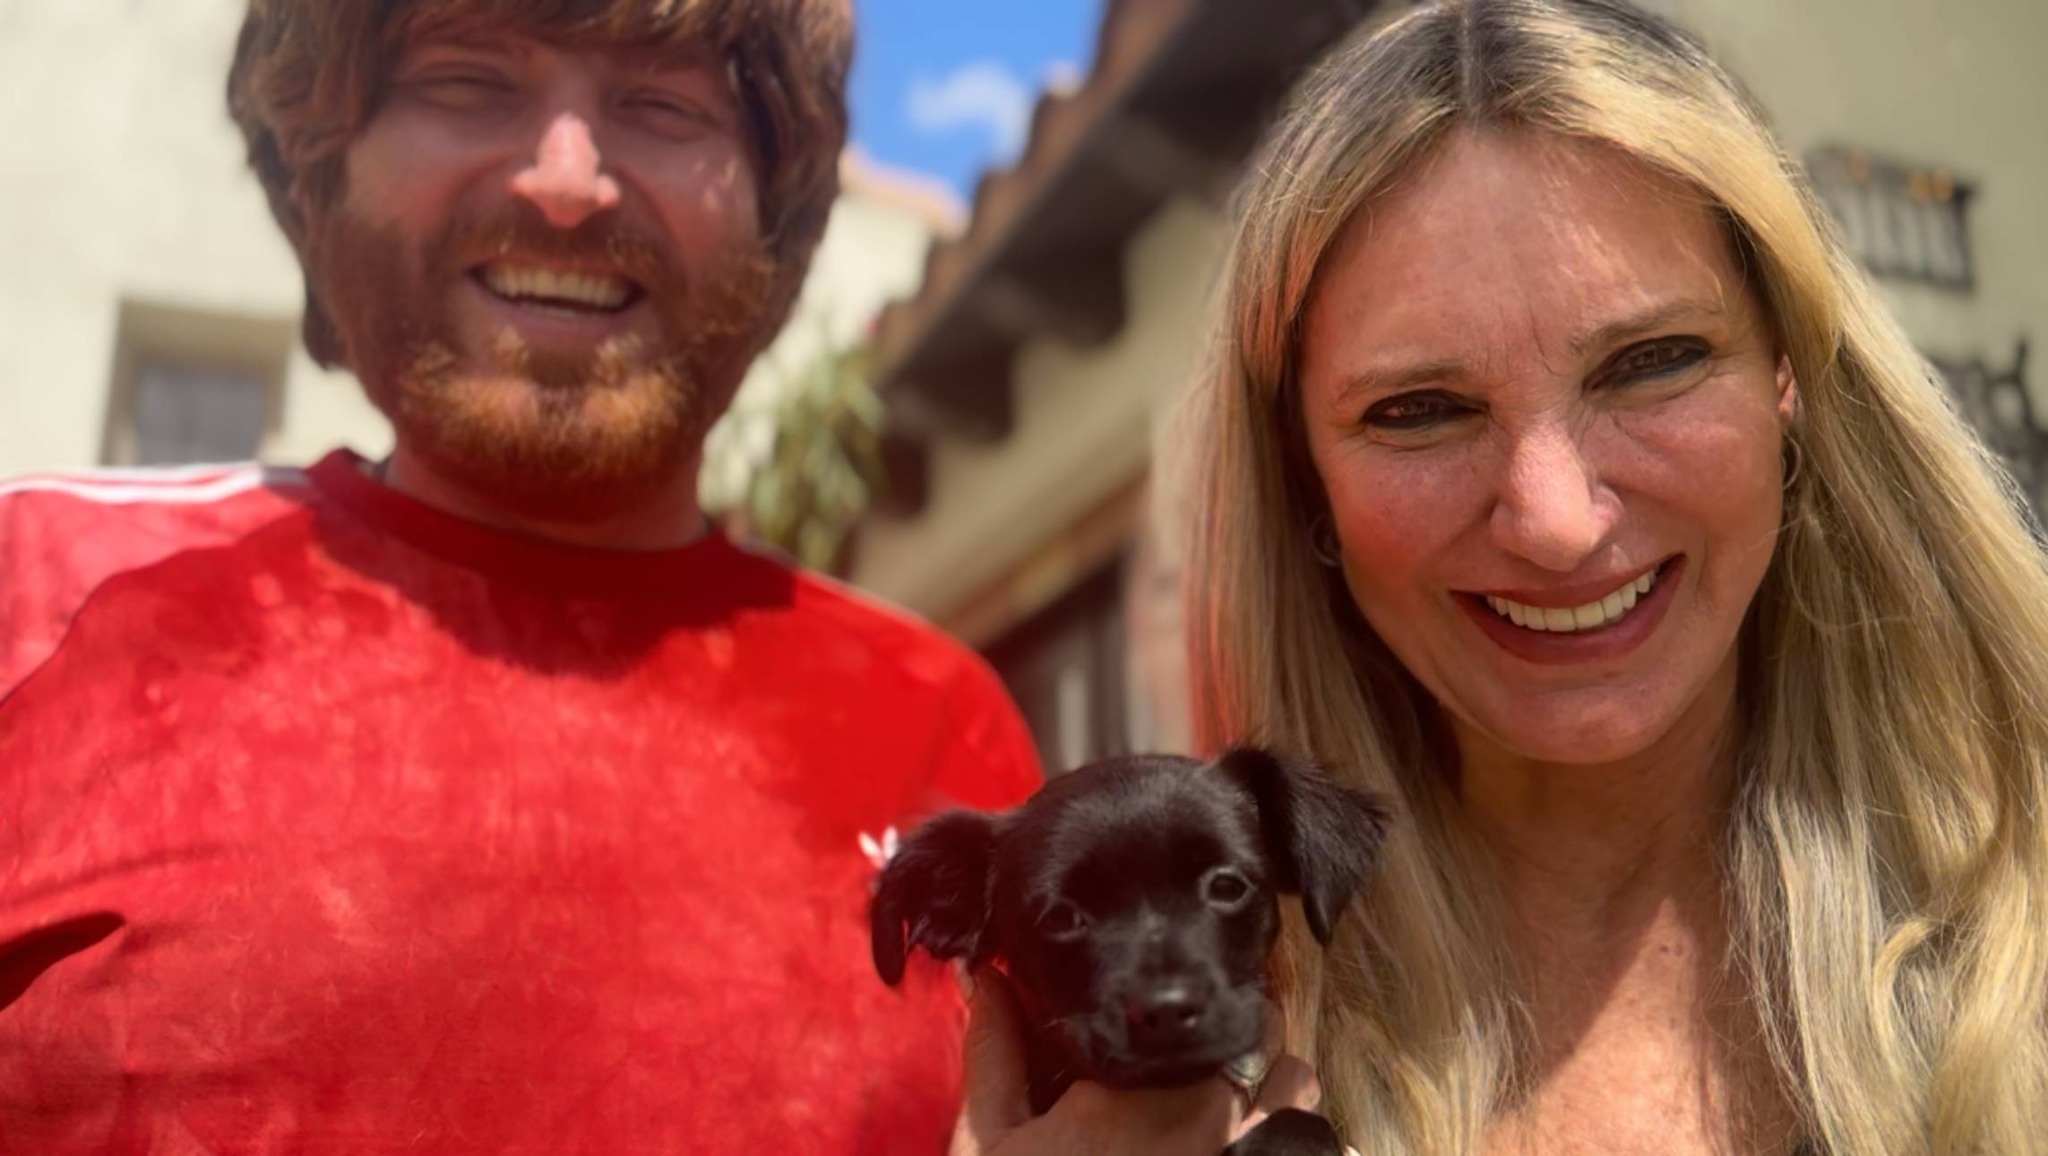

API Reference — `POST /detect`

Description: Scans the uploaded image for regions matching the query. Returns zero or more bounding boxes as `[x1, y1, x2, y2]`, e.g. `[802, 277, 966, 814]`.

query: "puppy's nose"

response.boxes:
[1125, 981, 1210, 1047]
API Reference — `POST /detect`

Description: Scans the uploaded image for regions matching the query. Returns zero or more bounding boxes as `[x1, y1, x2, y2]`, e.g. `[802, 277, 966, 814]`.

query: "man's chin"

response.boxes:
[377, 368, 703, 524]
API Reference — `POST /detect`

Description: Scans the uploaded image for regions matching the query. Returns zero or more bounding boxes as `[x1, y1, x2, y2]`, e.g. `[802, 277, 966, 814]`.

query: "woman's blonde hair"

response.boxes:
[1182, 0, 2048, 1150]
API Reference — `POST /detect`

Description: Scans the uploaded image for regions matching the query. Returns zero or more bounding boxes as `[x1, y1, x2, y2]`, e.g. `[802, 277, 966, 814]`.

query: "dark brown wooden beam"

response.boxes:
[1094, 109, 1242, 207]
[970, 250, 1127, 348]
[871, 429, 930, 518]
[886, 347, 1016, 444]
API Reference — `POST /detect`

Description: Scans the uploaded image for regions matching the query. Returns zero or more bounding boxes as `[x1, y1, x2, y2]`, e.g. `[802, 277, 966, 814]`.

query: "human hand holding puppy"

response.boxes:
[950, 963, 1330, 1155]
[871, 747, 1390, 1155]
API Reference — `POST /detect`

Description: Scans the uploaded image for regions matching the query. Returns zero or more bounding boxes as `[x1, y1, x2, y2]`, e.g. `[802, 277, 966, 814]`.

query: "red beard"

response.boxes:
[307, 200, 776, 522]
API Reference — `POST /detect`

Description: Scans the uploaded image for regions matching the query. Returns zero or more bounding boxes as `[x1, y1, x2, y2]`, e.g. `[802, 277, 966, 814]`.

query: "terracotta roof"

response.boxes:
[870, 0, 1385, 447]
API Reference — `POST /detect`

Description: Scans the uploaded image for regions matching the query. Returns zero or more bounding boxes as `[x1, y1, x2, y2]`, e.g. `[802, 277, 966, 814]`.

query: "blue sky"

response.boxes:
[850, 0, 1102, 198]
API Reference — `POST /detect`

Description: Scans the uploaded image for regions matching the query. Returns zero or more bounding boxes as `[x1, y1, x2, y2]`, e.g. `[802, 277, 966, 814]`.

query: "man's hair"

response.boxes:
[226, 0, 853, 367]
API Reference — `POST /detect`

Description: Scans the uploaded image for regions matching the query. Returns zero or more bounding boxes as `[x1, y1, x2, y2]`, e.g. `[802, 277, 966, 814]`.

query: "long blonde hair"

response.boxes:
[1181, 1, 2048, 1150]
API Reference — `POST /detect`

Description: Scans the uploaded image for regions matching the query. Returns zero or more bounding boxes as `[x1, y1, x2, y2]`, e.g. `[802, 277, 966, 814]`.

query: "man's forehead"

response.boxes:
[395, 7, 726, 70]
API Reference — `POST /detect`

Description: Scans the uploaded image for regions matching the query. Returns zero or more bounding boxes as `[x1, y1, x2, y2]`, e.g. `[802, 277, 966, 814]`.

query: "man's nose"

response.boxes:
[509, 112, 622, 230]
[1489, 424, 1620, 573]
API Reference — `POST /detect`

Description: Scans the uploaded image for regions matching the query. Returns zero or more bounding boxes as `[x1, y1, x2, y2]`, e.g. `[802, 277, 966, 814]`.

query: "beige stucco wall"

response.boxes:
[1649, 0, 2047, 364]
[852, 197, 1230, 614]
[0, 0, 942, 482]
[855, 0, 2047, 623]
[0, 0, 377, 474]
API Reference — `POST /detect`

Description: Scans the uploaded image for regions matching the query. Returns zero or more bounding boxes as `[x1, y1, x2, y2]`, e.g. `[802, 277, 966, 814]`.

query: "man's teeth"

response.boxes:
[481, 266, 631, 310]
[1486, 569, 1659, 634]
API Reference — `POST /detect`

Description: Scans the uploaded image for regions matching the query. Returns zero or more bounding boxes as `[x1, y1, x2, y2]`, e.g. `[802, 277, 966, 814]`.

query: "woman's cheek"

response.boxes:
[1328, 453, 1486, 583]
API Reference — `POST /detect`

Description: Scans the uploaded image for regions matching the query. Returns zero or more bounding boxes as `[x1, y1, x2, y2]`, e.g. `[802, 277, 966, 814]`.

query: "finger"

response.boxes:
[1253, 1054, 1321, 1114]
[1231, 1053, 1322, 1140]
[1057, 1080, 1238, 1150]
[951, 968, 1033, 1154]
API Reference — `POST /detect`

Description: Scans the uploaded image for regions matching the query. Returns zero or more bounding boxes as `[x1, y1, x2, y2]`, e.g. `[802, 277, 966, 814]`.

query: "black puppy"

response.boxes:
[870, 746, 1390, 1155]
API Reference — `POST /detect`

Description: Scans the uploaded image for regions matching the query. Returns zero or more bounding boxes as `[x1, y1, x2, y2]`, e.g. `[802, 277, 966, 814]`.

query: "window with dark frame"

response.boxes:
[984, 559, 1132, 777]
[1806, 147, 1976, 292]
[1931, 340, 2041, 518]
[102, 299, 293, 468]
[130, 362, 272, 465]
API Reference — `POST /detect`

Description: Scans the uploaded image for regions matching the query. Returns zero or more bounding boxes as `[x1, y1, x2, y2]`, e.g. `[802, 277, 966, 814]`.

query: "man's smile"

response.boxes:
[472, 260, 644, 316]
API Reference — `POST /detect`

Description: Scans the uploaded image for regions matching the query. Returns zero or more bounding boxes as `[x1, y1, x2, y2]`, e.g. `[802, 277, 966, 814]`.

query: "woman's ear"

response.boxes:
[1776, 353, 1801, 428]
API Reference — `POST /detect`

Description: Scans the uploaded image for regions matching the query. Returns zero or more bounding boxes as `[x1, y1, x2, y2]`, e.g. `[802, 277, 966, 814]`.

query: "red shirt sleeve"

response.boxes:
[781, 567, 1043, 818]
[0, 467, 304, 698]
[931, 650, 1043, 812]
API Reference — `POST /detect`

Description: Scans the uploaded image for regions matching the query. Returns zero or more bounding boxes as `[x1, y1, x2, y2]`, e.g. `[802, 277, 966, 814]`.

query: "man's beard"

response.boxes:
[308, 201, 776, 523]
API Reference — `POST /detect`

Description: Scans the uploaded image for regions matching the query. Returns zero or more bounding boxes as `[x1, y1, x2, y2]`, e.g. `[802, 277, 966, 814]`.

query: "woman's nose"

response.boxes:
[1489, 425, 1620, 573]
[509, 111, 622, 230]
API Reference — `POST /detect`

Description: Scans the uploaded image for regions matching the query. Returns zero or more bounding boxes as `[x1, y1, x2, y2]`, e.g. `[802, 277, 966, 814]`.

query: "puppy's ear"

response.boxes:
[869, 811, 1001, 986]
[1217, 745, 1391, 945]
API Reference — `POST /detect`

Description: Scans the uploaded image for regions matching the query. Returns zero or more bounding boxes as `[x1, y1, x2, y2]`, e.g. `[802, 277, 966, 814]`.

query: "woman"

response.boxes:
[952, 0, 2048, 1153]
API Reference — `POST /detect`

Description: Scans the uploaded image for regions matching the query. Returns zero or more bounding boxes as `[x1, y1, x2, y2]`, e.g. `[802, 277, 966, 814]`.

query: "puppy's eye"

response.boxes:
[1201, 867, 1255, 912]
[1038, 900, 1089, 943]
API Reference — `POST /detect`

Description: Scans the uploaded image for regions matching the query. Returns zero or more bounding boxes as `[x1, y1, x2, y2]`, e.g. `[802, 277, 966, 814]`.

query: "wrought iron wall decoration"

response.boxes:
[1931, 339, 2040, 510]
[1808, 147, 1976, 292]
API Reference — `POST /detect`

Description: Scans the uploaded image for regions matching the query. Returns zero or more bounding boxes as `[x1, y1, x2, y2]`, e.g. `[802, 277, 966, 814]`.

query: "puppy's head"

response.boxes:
[871, 746, 1390, 1088]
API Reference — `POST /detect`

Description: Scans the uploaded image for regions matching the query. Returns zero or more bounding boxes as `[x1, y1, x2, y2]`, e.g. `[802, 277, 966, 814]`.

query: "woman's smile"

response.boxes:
[1458, 557, 1684, 666]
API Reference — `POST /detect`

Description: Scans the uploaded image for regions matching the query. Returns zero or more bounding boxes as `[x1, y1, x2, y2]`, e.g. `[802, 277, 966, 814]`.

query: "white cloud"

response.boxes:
[905, 60, 1036, 164]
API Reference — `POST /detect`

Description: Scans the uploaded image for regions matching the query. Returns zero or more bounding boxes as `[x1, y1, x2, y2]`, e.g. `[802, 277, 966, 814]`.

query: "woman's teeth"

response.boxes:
[1485, 569, 1660, 634]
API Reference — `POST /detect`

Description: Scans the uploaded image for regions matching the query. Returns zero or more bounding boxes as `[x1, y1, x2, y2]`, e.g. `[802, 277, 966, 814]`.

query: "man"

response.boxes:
[0, 2, 1039, 1151]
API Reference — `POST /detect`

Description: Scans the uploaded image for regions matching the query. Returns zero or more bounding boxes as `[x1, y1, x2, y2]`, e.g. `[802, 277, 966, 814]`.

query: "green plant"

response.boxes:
[738, 336, 888, 573]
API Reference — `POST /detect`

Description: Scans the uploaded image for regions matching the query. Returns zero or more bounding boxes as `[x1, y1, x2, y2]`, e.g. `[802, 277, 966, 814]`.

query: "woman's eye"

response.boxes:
[1605, 338, 1711, 385]
[1361, 390, 1466, 431]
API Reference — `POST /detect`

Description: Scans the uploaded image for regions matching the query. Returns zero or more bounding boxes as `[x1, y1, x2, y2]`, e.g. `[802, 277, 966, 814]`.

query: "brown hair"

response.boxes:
[227, 0, 853, 366]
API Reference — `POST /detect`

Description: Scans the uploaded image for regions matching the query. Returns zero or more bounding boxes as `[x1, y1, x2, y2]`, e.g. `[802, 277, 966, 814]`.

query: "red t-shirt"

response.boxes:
[0, 451, 1040, 1154]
